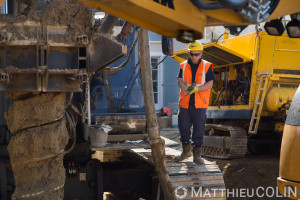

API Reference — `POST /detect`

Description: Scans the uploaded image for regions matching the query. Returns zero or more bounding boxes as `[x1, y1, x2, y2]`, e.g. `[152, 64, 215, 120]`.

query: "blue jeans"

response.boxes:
[178, 107, 206, 147]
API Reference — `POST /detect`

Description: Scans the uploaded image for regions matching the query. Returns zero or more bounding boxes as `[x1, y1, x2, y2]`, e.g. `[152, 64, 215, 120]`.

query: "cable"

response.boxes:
[170, 132, 180, 139]
[205, 26, 215, 37]
[216, 33, 224, 43]
[152, 56, 168, 68]
[107, 27, 141, 72]
[116, 55, 168, 110]
[64, 108, 77, 154]
[217, 87, 225, 106]
[66, 92, 73, 107]
[219, 0, 247, 8]
[119, 69, 141, 109]
[116, 60, 140, 109]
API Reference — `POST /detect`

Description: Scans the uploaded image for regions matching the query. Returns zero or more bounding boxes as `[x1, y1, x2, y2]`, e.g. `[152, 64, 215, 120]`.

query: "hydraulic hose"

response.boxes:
[191, 0, 248, 10]
[219, 0, 248, 9]
[190, 0, 223, 10]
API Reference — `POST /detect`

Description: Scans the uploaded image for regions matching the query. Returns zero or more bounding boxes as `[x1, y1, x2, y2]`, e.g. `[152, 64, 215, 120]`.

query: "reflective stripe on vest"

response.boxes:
[196, 60, 206, 87]
[182, 60, 188, 83]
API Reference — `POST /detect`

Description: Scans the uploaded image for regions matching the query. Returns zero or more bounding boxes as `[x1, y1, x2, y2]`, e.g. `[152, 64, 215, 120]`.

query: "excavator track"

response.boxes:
[133, 147, 226, 199]
[201, 124, 247, 159]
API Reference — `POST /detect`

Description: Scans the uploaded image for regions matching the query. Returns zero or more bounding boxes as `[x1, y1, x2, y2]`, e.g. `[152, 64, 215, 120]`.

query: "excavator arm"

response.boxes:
[75, 0, 300, 42]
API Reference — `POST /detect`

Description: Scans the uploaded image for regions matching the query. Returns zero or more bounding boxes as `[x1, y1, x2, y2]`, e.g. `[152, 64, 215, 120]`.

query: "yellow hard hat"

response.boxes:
[188, 41, 203, 51]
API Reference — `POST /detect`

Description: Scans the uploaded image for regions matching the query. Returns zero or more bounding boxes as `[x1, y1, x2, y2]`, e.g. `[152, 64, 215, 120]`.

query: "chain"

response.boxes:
[82, 74, 91, 123]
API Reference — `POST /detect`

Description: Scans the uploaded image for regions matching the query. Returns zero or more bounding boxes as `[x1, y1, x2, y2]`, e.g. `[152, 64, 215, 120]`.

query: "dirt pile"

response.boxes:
[0, 0, 94, 43]
[5, 92, 66, 133]
[6, 92, 68, 200]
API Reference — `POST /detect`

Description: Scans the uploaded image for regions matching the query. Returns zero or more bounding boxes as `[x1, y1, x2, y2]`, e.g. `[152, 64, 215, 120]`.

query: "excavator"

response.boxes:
[0, 0, 300, 199]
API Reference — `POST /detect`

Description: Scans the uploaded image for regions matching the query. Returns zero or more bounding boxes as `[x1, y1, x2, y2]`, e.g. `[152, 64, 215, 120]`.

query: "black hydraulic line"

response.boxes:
[217, 87, 225, 106]
[190, 0, 223, 10]
[219, 0, 248, 9]
[116, 61, 140, 109]
[119, 70, 141, 109]
[116, 22, 133, 45]
[232, 85, 244, 104]
[216, 33, 224, 43]
[117, 55, 168, 110]
[108, 28, 140, 72]
[224, 79, 228, 105]
[152, 56, 168, 68]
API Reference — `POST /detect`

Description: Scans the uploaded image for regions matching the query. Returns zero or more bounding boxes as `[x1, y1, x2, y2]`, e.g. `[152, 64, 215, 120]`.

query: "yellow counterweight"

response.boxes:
[265, 87, 296, 112]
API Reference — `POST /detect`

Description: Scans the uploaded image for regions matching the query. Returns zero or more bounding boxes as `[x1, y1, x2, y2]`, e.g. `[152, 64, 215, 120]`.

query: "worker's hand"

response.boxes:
[185, 85, 193, 91]
[180, 86, 186, 92]
[189, 86, 199, 94]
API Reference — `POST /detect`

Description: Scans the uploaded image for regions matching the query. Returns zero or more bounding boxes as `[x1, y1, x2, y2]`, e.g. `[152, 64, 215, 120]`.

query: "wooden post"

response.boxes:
[139, 28, 174, 200]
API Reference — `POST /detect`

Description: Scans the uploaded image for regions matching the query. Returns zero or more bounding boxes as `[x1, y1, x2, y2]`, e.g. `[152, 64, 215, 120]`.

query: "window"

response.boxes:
[151, 57, 159, 104]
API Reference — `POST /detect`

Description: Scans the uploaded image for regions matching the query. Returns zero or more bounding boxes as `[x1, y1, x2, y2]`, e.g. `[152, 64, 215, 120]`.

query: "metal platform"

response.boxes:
[132, 147, 226, 199]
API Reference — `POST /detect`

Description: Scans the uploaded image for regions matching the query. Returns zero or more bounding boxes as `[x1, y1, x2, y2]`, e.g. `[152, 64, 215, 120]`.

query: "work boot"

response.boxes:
[193, 146, 205, 164]
[174, 142, 192, 162]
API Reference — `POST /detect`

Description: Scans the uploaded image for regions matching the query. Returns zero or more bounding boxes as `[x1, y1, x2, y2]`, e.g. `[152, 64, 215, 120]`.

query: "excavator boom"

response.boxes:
[75, 0, 300, 42]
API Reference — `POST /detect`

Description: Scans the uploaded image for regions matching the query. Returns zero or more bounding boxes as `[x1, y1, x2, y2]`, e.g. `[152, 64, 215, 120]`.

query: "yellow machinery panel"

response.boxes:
[218, 32, 257, 60]
[246, 32, 300, 74]
[253, 33, 276, 75]
[273, 35, 300, 71]
[273, 51, 300, 71]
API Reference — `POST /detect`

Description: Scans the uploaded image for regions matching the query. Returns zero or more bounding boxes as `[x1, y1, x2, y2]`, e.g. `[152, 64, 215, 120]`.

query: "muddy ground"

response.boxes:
[161, 129, 288, 200]
[207, 155, 288, 200]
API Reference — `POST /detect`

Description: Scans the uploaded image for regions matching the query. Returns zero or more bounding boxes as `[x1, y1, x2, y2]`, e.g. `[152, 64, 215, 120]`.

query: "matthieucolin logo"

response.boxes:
[175, 186, 188, 199]
[174, 186, 297, 198]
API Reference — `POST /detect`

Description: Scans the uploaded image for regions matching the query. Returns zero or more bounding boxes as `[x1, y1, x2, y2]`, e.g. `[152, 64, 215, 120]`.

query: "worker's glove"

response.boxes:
[185, 85, 193, 91]
[189, 86, 199, 95]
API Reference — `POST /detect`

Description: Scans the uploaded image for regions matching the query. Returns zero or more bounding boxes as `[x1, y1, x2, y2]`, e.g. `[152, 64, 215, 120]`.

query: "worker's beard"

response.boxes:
[190, 56, 201, 64]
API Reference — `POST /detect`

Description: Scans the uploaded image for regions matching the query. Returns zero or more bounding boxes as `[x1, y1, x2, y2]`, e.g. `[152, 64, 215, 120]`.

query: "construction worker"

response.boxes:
[175, 41, 215, 164]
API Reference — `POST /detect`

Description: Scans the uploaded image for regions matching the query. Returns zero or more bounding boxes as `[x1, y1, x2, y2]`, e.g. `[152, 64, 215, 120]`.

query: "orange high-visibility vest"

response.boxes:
[179, 59, 212, 109]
